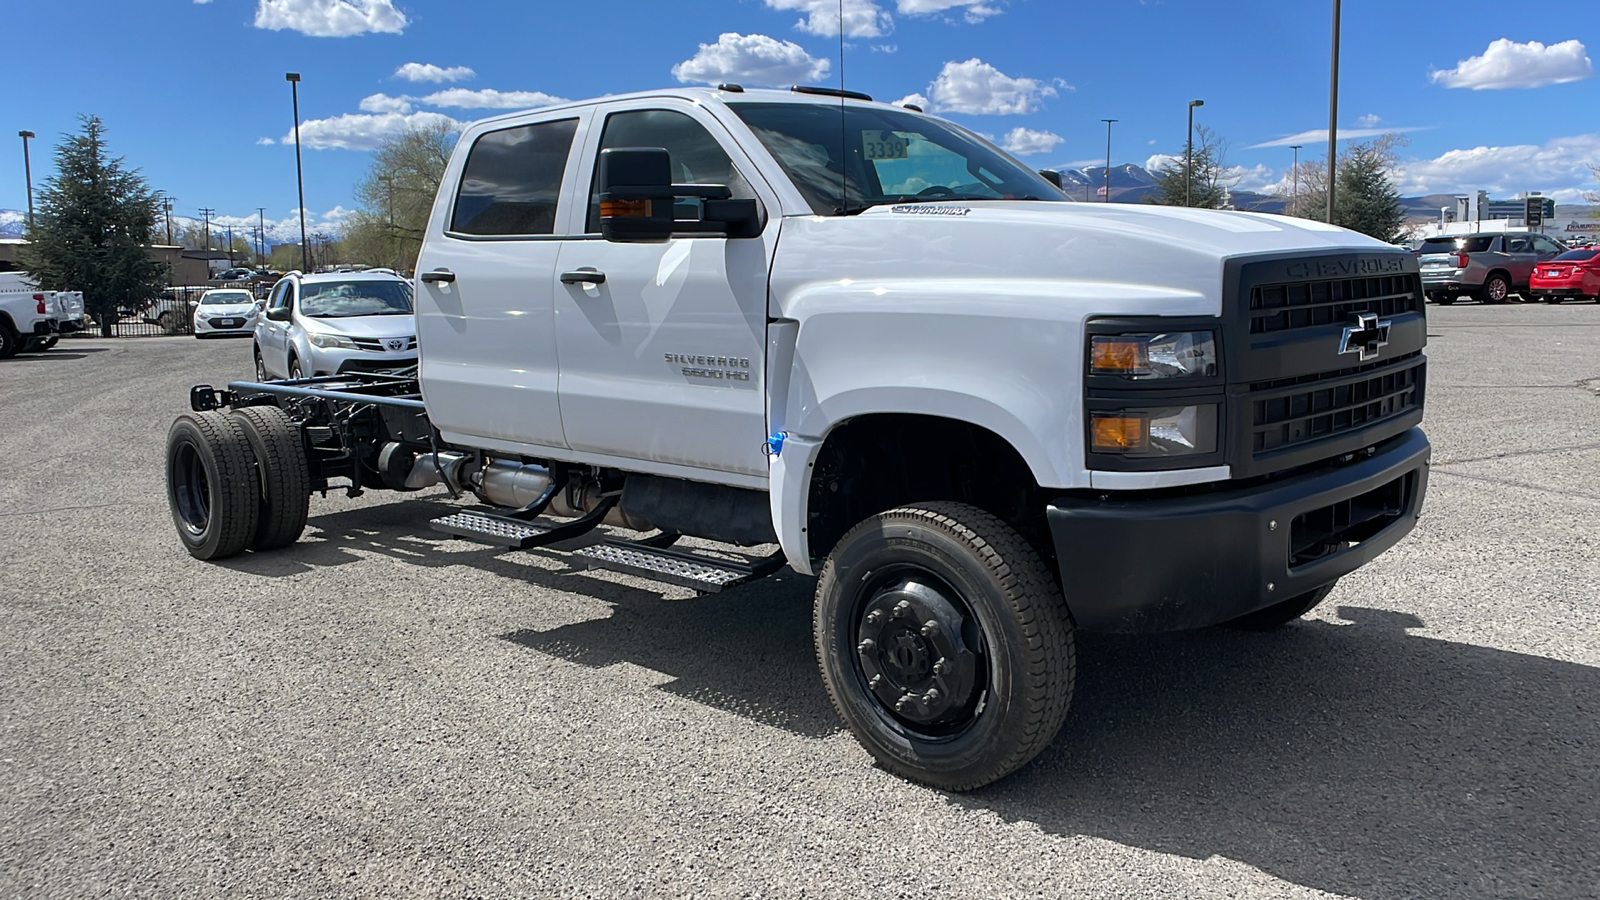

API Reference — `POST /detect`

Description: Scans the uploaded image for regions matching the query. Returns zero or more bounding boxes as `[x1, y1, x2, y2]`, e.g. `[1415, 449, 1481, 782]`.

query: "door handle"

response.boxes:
[420, 269, 456, 284]
[560, 269, 606, 285]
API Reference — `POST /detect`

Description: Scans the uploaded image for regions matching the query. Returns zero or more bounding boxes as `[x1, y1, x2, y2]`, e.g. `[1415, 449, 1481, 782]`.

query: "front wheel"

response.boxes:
[814, 502, 1076, 791]
[254, 345, 269, 382]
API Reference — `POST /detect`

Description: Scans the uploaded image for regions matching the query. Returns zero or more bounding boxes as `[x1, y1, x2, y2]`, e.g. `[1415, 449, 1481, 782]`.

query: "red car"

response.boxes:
[1530, 248, 1600, 303]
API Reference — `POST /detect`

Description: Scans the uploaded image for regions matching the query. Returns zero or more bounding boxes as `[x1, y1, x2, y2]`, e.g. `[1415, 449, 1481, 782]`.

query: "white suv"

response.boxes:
[253, 270, 416, 380]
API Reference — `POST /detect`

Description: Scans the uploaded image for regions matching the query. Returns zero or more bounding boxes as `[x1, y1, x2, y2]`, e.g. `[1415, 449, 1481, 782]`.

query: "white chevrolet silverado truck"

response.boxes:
[0, 272, 83, 357]
[165, 87, 1429, 790]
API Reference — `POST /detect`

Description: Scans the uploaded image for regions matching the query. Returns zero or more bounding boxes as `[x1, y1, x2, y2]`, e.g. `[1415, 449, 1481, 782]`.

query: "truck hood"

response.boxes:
[770, 201, 1397, 319]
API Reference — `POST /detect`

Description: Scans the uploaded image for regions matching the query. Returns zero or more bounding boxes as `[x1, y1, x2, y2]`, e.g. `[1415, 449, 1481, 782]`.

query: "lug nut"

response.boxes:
[933, 658, 952, 675]
[1266, 582, 1276, 593]
[895, 695, 915, 712]
[893, 600, 912, 617]
[869, 675, 884, 690]
[857, 638, 876, 655]
[923, 689, 941, 705]
[920, 620, 939, 638]
[865, 609, 884, 625]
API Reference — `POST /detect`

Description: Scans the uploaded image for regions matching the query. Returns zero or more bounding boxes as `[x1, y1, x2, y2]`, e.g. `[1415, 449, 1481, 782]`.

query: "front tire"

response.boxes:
[814, 502, 1076, 791]
[254, 345, 269, 382]
[165, 412, 261, 560]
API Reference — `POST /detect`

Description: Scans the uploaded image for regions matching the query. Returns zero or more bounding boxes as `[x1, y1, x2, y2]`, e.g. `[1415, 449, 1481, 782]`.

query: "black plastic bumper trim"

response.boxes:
[1047, 427, 1430, 634]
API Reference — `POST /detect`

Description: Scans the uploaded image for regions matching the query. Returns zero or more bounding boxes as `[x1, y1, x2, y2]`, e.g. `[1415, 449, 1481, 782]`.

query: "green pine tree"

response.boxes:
[1146, 125, 1235, 209]
[1333, 143, 1405, 243]
[20, 116, 165, 335]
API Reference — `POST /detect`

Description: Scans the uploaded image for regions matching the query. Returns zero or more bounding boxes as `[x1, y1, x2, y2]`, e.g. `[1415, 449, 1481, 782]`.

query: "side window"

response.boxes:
[1532, 236, 1562, 254]
[1507, 236, 1532, 253]
[585, 109, 755, 233]
[451, 118, 580, 236]
[269, 280, 291, 310]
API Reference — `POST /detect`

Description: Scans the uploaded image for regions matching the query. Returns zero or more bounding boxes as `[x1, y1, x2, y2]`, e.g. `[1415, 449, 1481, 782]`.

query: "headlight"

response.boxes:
[1090, 331, 1217, 380]
[1090, 405, 1218, 458]
[195, 311, 212, 320]
[309, 333, 356, 349]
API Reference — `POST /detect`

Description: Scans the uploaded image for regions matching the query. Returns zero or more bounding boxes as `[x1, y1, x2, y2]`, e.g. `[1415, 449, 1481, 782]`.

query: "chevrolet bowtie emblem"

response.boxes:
[1338, 312, 1391, 362]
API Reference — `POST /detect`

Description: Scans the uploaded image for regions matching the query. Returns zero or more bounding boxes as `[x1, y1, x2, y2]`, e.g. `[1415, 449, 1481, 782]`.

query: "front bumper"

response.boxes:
[194, 314, 257, 337]
[1046, 427, 1430, 633]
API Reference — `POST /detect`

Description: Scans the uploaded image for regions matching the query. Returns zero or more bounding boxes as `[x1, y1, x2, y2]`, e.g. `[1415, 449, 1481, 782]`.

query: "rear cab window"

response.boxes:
[450, 118, 581, 236]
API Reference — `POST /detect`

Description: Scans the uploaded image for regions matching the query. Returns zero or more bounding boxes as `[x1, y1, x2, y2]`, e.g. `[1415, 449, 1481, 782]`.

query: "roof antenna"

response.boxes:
[837, 0, 848, 214]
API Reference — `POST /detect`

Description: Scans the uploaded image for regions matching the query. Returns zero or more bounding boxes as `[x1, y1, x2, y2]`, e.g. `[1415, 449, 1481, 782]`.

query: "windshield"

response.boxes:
[1422, 236, 1496, 253]
[728, 102, 1065, 215]
[299, 280, 414, 318]
[1552, 248, 1599, 262]
[201, 291, 253, 305]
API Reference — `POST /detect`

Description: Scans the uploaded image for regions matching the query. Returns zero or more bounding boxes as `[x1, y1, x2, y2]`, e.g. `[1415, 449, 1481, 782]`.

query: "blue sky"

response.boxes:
[6, 0, 1597, 239]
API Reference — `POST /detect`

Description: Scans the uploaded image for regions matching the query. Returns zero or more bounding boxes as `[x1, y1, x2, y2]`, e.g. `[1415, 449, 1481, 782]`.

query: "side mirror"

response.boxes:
[265, 307, 290, 322]
[598, 147, 761, 243]
[1038, 169, 1064, 190]
[189, 299, 199, 307]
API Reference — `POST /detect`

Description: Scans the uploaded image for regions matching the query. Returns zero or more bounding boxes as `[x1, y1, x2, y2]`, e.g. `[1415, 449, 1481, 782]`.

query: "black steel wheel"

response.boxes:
[230, 405, 311, 551]
[165, 412, 260, 560]
[815, 502, 1075, 791]
[1223, 581, 1338, 630]
[1482, 274, 1511, 304]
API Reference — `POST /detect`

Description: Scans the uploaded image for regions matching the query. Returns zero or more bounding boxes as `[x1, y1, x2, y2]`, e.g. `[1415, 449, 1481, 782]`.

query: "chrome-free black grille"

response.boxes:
[1250, 273, 1422, 335]
[1251, 352, 1424, 456]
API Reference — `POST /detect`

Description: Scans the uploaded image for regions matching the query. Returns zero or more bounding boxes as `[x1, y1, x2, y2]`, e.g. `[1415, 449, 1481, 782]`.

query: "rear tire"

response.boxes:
[814, 502, 1076, 791]
[1223, 582, 1338, 630]
[165, 412, 260, 560]
[0, 323, 20, 359]
[229, 405, 311, 551]
[1482, 274, 1511, 304]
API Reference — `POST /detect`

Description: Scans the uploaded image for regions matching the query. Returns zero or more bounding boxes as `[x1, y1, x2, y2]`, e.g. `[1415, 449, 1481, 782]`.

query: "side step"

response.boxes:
[429, 496, 619, 550]
[428, 511, 551, 549]
[572, 541, 786, 593]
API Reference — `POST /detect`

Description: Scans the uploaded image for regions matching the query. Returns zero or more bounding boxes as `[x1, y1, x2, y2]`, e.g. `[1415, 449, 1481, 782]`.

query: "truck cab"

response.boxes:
[168, 87, 1429, 791]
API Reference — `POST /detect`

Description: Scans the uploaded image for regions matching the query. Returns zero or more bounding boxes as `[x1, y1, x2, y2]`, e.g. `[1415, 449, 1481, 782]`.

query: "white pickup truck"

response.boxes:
[165, 87, 1430, 790]
[0, 272, 84, 357]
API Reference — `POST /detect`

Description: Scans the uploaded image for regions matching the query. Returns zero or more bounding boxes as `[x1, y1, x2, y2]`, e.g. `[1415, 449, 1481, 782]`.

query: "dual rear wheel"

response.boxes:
[165, 406, 310, 560]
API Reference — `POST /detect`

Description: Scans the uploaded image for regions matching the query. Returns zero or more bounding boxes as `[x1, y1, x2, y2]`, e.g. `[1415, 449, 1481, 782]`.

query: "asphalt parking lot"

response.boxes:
[2, 305, 1597, 899]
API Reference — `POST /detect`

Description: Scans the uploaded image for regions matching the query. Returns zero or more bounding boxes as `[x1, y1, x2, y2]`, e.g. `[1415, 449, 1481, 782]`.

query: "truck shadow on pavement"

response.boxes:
[224, 504, 1598, 899]
[964, 605, 1599, 900]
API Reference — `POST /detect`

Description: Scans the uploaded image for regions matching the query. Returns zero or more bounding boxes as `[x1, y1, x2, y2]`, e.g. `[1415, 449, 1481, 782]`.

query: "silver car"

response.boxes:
[1419, 232, 1566, 305]
[253, 270, 417, 380]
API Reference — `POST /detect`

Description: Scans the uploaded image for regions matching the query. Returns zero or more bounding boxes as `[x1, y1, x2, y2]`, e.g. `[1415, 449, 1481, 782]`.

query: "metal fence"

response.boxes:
[64, 281, 269, 338]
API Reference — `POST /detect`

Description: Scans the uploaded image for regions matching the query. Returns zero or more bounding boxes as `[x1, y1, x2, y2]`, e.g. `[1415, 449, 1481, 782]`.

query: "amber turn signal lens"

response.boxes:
[1091, 414, 1149, 452]
[1090, 336, 1149, 375]
[601, 198, 652, 218]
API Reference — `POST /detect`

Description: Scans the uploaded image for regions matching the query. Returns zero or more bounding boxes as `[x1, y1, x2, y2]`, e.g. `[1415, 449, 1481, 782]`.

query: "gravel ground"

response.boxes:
[1, 304, 1596, 899]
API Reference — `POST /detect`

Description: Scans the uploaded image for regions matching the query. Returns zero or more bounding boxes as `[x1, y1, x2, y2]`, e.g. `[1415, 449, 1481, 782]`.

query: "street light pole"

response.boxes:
[287, 72, 309, 272]
[18, 130, 36, 232]
[1186, 100, 1205, 208]
[1100, 119, 1117, 203]
[1289, 144, 1302, 212]
[1326, 0, 1341, 224]
[257, 207, 267, 265]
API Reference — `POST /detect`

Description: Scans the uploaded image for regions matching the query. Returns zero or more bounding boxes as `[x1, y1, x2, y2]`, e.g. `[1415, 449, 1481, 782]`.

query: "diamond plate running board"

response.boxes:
[572, 541, 786, 593]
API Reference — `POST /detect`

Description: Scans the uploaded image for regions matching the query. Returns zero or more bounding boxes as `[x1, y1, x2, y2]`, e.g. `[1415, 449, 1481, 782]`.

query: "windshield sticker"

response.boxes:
[862, 130, 909, 161]
[889, 205, 971, 216]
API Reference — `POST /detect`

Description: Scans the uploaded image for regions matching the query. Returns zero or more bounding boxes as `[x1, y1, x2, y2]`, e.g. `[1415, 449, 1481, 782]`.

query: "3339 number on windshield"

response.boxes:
[862, 130, 909, 161]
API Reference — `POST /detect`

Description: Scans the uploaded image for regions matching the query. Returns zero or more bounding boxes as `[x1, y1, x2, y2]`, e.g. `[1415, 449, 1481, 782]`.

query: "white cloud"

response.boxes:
[765, 0, 893, 38]
[417, 88, 566, 110]
[897, 0, 1003, 23]
[893, 92, 929, 109]
[1226, 164, 1279, 194]
[1357, 113, 1382, 128]
[873, 44, 898, 53]
[256, 137, 276, 145]
[1430, 39, 1594, 90]
[285, 111, 458, 151]
[1146, 153, 1180, 172]
[193, 0, 212, 4]
[672, 33, 830, 86]
[926, 58, 1057, 114]
[1001, 127, 1063, 156]
[1248, 126, 1428, 149]
[393, 62, 476, 83]
[1395, 134, 1600, 198]
[253, 0, 407, 37]
[359, 93, 413, 114]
